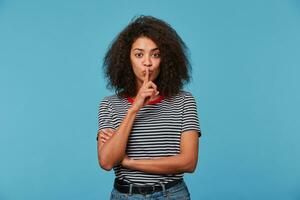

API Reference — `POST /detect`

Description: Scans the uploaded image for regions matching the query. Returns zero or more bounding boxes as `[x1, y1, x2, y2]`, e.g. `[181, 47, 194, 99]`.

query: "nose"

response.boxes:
[143, 55, 152, 67]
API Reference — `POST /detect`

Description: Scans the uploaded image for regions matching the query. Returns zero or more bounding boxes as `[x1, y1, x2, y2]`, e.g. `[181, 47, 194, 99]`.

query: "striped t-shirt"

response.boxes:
[98, 91, 201, 186]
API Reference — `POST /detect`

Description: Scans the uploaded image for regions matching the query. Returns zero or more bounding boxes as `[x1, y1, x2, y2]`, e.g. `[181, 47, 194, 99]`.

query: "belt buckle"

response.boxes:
[138, 185, 155, 195]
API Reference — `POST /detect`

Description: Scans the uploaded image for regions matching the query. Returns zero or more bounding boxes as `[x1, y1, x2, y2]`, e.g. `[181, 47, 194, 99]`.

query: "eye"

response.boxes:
[152, 52, 160, 58]
[134, 53, 143, 58]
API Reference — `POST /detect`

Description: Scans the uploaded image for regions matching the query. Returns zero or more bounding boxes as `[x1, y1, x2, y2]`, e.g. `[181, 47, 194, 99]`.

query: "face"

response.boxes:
[130, 37, 161, 87]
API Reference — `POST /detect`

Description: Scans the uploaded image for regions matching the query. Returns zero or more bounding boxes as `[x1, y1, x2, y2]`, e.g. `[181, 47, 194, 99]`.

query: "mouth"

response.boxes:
[143, 71, 152, 75]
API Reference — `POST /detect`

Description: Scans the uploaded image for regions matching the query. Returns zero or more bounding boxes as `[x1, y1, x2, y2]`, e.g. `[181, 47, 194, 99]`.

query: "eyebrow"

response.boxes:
[132, 48, 160, 51]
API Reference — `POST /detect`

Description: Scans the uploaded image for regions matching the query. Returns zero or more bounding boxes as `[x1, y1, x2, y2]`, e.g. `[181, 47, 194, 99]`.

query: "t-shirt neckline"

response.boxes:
[127, 95, 164, 105]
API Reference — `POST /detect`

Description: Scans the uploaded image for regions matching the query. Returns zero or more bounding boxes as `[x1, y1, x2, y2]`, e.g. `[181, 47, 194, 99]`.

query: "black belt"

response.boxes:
[114, 178, 183, 195]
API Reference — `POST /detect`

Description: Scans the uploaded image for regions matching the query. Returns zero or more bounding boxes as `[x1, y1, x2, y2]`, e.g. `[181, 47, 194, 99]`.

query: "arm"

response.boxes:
[98, 108, 137, 171]
[121, 130, 199, 174]
[98, 68, 159, 171]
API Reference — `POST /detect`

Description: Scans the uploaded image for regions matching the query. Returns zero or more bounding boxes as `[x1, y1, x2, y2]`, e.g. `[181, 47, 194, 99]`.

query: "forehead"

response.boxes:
[131, 37, 159, 50]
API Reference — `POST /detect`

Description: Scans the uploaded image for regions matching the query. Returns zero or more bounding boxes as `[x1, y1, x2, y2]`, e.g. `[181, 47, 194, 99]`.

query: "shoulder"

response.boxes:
[167, 90, 196, 101]
[99, 94, 127, 110]
[179, 90, 195, 99]
[163, 90, 197, 106]
[99, 94, 121, 107]
[100, 94, 123, 103]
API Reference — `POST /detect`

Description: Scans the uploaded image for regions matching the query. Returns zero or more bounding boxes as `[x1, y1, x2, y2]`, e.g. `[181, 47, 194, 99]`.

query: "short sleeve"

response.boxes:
[182, 92, 201, 137]
[98, 97, 115, 132]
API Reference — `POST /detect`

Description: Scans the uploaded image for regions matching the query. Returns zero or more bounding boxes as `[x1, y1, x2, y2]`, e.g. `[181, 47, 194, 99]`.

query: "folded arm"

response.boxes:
[97, 108, 137, 171]
[122, 130, 199, 174]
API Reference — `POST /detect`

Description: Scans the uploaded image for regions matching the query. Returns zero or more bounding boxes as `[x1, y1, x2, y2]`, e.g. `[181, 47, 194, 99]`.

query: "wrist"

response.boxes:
[128, 106, 139, 114]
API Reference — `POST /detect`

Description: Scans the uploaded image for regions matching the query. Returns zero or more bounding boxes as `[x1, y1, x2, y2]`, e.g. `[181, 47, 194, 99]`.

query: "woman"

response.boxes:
[97, 15, 201, 200]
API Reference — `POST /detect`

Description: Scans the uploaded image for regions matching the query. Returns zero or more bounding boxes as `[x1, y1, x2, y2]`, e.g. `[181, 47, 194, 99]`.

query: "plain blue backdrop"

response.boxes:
[1, 0, 299, 199]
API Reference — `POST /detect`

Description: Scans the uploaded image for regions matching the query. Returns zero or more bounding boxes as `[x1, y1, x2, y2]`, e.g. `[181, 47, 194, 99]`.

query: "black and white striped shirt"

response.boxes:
[98, 91, 201, 186]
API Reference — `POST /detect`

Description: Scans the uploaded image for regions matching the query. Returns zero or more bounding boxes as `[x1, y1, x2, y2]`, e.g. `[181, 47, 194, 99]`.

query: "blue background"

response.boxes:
[1, 0, 299, 199]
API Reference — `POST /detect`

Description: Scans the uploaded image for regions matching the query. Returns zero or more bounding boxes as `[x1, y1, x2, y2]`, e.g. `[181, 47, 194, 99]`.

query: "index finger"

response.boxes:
[143, 68, 149, 83]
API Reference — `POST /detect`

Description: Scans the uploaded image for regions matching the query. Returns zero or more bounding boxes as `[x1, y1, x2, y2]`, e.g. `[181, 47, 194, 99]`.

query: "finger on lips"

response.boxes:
[144, 68, 150, 83]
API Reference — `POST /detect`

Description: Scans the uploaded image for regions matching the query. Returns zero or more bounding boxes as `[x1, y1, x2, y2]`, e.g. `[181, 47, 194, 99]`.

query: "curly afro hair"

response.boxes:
[103, 15, 191, 98]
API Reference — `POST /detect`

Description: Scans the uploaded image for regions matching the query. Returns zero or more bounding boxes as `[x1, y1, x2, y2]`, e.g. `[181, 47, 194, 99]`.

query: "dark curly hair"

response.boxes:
[103, 15, 191, 98]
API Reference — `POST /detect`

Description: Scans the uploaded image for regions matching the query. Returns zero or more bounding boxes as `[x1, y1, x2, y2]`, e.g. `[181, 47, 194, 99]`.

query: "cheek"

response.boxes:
[153, 67, 161, 79]
[131, 66, 140, 77]
[131, 64, 144, 78]
[131, 59, 140, 72]
[153, 60, 161, 72]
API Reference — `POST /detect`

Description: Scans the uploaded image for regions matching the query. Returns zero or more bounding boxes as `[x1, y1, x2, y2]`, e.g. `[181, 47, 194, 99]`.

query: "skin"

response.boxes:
[98, 37, 199, 174]
[97, 37, 161, 170]
[130, 36, 161, 101]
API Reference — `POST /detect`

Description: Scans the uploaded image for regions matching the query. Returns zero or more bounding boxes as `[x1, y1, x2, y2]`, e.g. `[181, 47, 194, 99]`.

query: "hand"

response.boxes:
[98, 128, 115, 143]
[130, 68, 159, 112]
[98, 130, 133, 168]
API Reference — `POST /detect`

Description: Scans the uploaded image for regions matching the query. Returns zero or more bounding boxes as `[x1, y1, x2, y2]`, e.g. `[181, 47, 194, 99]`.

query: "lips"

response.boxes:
[143, 71, 152, 75]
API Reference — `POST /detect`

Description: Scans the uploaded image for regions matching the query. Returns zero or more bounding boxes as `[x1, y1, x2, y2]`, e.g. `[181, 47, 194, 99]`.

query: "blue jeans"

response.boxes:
[110, 180, 191, 200]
